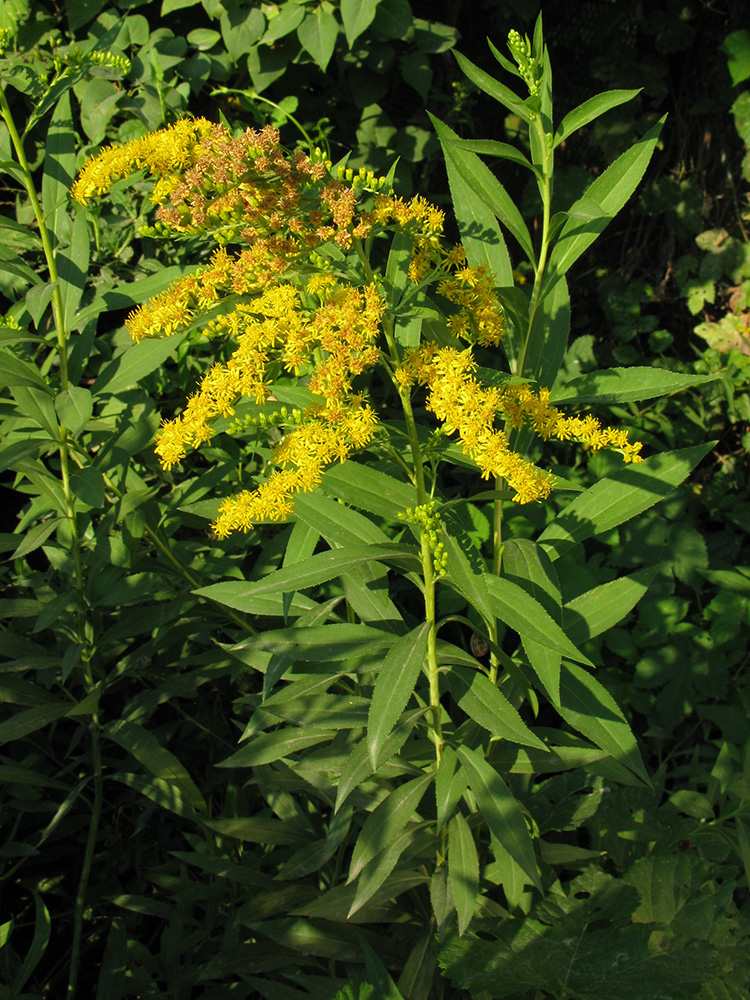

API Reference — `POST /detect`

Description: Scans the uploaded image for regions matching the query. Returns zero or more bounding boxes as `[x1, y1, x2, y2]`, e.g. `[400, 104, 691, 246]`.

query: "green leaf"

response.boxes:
[448, 813, 479, 935]
[11, 892, 50, 996]
[502, 538, 561, 620]
[93, 332, 188, 396]
[564, 566, 660, 645]
[722, 30, 750, 86]
[440, 917, 717, 999]
[548, 116, 666, 282]
[371, 0, 412, 39]
[0, 350, 52, 393]
[485, 575, 592, 665]
[196, 544, 418, 603]
[550, 367, 720, 405]
[401, 50, 433, 100]
[449, 671, 548, 751]
[11, 384, 59, 439]
[321, 461, 415, 520]
[558, 661, 650, 785]
[294, 491, 391, 546]
[58, 214, 90, 334]
[42, 91, 75, 250]
[524, 273, 570, 387]
[261, 3, 303, 45]
[553, 89, 641, 147]
[297, 8, 338, 72]
[105, 718, 206, 812]
[539, 443, 715, 561]
[0, 213, 41, 250]
[385, 230, 414, 310]
[348, 772, 434, 881]
[0, 702, 74, 746]
[225, 623, 395, 661]
[349, 829, 425, 918]
[110, 772, 198, 821]
[336, 708, 425, 811]
[361, 937, 406, 999]
[368, 622, 430, 766]
[12, 516, 64, 559]
[187, 28, 221, 49]
[453, 50, 533, 123]
[69, 466, 105, 508]
[446, 138, 536, 173]
[54, 386, 92, 437]
[457, 745, 540, 890]
[429, 113, 513, 287]
[442, 528, 494, 623]
[218, 727, 336, 768]
[341, 0, 380, 47]
[265, 693, 369, 730]
[162, 0, 201, 12]
[431, 113, 533, 267]
[0, 252, 41, 286]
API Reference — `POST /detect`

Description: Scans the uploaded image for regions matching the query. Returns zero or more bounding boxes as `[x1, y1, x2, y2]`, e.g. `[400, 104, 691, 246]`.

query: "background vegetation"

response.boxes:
[1, 0, 749, 997]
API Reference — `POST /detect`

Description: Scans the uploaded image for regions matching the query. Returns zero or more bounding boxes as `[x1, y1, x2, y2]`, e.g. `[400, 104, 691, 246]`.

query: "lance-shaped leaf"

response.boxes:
[349, 827, 428, 918]
[229, 622, 396, 662]
[558, 661, 650, 786]
[449, 813, 480, 935]
[429, 113, 514, 286]
[431, 113, 534, 264]
[539, 443, 715, 562]
[453, 50, 534, 123]
[457, 745, 541, 890]
[523, 273, 571, 388]
[446, 138, 538, 175]
[196, 543, 419, 605]
[547, 116, 665, 282]
[564, 566, 660, 645]
[104, 719, 207, 812]
[485, 575, 592, 666]
[336, 709, 425, 812]
[321, 461, 415, 520]
[93, 332, 188, 396]
[550, 366, 720, 405]
[348, 772, 434, 882]
[448, 670, 548, 751]
[218, 727, 336, 768]
[368, 622, 430, 766]
[553, 88, 641, 147]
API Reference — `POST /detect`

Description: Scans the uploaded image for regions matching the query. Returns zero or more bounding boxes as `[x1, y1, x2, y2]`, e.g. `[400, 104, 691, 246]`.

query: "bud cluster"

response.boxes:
[507, 29, 541, 97]
[399, 501, 448, 578]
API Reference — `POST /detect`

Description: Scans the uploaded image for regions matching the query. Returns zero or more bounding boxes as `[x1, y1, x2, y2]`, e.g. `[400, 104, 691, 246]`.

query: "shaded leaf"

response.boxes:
[457, 745, 540, 889]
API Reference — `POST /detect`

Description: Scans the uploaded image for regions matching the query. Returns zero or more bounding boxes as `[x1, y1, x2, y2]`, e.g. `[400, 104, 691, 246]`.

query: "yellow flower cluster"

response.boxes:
[71, 117, 642, 536]
[395, 345, 641, 503]
[213, 396, 378, 537]
[71, 118, 215, 204]
[436, 261, 506, 346]
[154, 279, 385, 531]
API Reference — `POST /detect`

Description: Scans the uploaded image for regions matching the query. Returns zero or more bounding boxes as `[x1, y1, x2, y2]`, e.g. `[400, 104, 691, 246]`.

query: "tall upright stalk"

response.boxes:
[0, 76, 98, 1000]
[0, 84, 89, 667]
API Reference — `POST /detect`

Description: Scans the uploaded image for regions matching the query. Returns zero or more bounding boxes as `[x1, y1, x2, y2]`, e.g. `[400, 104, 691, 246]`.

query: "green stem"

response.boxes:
[518, 118, 553, 379]
[491, 118, 553, 684]
[66, 724, 103, 1000]
[352, 237, 443, 759]
[0, 83, 89, 661]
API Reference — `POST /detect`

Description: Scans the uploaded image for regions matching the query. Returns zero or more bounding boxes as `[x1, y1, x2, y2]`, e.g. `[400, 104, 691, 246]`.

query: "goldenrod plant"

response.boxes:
[0, 13, 734, 999]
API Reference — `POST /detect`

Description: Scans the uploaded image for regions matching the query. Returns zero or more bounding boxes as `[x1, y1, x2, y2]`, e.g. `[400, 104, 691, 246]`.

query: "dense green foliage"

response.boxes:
[1, 2, 750, 999]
